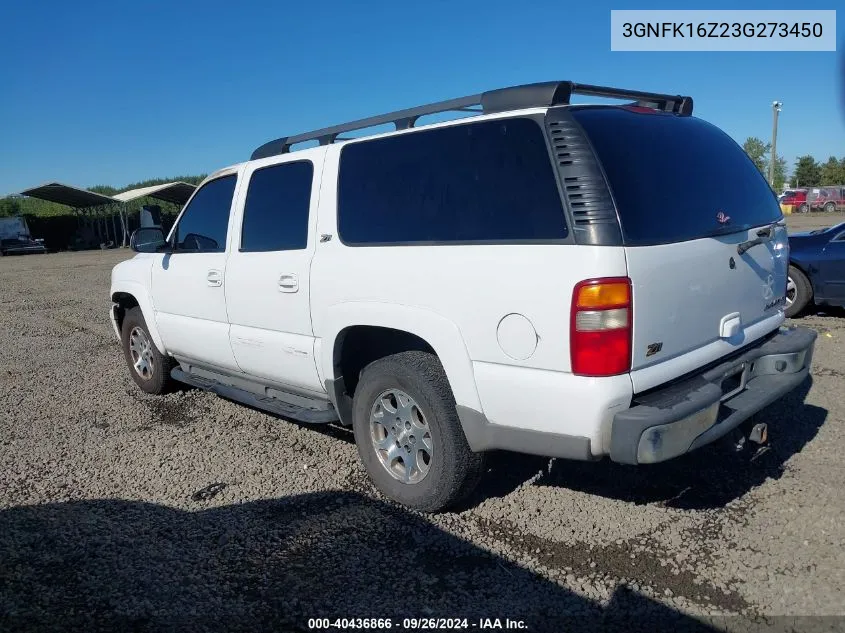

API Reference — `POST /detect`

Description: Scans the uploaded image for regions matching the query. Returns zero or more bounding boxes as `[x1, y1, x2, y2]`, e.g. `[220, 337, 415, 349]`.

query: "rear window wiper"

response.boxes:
[737, 221, 782, 255]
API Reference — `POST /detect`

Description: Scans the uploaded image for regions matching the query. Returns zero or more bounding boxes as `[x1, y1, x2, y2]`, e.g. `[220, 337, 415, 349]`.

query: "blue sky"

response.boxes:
[0, 0, 842, 195]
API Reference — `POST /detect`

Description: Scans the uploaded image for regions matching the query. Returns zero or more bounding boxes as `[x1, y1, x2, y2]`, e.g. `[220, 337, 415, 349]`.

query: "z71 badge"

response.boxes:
[646, 342, 663, 357]
[765, 296, 786, 311]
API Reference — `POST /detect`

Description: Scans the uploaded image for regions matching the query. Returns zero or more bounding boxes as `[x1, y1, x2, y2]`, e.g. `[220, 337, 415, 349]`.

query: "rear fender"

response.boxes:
[320, 302, 483, 413]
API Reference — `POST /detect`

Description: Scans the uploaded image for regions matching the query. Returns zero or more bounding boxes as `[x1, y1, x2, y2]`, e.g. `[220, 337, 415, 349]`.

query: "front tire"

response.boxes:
[785, 265, 813, 318]
[799, 203, 809, 213]
[121, 307, 176, 394]
[352, 351, 485, 512]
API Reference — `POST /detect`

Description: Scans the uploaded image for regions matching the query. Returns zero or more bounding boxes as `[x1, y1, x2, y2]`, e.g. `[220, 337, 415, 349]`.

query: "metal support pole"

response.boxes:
[119, 205, 128, 247]
[769, 101, 782, 187]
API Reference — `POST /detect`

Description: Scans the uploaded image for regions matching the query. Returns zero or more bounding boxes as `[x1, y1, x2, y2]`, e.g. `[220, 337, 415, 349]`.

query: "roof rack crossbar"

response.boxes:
[250, 81, 693, 160]
[568, 83, 693, 116]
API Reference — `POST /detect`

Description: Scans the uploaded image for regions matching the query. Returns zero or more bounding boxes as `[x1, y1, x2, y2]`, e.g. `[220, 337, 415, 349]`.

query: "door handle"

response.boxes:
[207, 270, 223, 287]
[278, 273, 298, 293]
[719, 312, 741, 339]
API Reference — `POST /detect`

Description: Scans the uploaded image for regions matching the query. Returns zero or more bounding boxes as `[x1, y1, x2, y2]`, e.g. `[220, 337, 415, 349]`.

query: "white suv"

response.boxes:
[110, 81, 817, 511]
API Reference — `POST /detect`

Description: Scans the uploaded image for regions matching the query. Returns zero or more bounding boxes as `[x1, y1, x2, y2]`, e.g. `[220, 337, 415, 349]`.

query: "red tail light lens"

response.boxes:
[570, 277, 632, 377]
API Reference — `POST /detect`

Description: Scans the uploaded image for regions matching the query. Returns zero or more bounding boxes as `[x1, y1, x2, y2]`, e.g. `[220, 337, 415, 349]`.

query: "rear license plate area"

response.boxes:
[720, 362, 749, 401]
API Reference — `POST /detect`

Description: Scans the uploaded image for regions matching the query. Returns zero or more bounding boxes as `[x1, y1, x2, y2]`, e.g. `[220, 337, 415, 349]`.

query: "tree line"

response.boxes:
[742, 137, 845, 191]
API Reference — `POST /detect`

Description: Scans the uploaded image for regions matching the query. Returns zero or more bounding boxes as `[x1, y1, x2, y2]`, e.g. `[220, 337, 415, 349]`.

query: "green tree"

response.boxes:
[793, 155, 821, 187]
[742, 137, 770, 175]
[772, 156, 787, 192]
[90, 185, 119, 196]
[0, 197, 21, 217]
[820, 156, 842, 185]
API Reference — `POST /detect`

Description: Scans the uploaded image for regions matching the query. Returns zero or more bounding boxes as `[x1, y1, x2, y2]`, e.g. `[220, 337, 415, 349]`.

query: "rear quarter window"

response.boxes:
[571, 108, 782, 246]
[337, 117, 567, 245]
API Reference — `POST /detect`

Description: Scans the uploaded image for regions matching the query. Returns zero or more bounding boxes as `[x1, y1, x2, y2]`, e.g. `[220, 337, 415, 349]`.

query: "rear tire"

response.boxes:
[121, 307, 176, 394]
[824, 201, 836, 213]
[785, 265, 812, 318]
[351, 351, 485, 512]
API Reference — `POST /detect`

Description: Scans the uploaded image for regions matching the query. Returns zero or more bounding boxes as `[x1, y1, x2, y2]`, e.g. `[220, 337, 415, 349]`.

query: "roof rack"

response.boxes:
[250, 81, 694, 160]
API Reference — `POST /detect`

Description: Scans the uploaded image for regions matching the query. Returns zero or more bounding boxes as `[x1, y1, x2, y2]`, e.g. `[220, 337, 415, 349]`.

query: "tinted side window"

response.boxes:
[241, 161, 313, 252]
[337, 118, 566, 244]
[174, 175, 237, 253]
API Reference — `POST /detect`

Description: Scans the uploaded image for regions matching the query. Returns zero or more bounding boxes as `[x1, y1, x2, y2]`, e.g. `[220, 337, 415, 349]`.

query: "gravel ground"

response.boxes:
[1, 213, 844, 632]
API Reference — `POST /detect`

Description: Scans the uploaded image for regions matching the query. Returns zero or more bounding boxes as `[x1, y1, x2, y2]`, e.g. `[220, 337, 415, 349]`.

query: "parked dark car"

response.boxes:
[787, 222, 845, 317]
[0, 237, 47, 256]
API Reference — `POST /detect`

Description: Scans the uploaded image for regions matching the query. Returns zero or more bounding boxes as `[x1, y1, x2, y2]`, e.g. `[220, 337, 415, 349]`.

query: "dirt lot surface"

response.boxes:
[2, 213, 844, 632]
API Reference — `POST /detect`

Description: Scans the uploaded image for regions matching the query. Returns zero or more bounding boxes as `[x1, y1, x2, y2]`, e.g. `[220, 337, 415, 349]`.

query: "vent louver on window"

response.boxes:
[546, 113, 622, 246]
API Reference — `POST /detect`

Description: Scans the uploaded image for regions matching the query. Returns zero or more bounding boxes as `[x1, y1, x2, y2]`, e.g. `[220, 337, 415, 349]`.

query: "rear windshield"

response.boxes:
[571, 108, 782, 246]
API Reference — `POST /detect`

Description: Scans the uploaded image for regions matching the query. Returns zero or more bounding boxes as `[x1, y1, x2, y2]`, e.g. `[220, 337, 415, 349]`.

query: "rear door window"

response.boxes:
[571, 108, 782, 246]
[240, 161, 313, 252]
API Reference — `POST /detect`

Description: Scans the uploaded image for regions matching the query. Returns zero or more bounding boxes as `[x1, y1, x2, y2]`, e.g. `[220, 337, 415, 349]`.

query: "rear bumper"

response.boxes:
[610, 326, 817, 465]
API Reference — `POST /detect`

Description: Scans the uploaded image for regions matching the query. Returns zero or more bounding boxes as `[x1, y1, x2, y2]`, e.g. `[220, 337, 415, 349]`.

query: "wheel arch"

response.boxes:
[319, 303, 483, 426]
[110, 281, 166, 353]
[788, 258, 818, 298]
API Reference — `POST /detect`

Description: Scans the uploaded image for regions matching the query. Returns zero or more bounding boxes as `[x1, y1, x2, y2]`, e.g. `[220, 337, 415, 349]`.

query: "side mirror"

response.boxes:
[130, 227, 168, 253]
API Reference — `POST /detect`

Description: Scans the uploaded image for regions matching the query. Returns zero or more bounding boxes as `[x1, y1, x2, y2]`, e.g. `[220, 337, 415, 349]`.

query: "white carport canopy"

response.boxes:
[112, 181, 196, 206]
[19, 182, 124, 249]
[20, 181, 197, 208]
[19, 182, 117, 208]
[19, 181, 197, 248]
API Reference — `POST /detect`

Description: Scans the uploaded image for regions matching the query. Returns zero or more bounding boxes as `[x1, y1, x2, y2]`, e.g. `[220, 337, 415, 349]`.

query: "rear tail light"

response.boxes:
[570, 277, 632, 377]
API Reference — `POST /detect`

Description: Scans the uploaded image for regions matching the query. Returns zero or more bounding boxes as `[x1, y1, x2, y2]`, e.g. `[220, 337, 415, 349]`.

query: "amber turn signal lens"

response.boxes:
[575, 281, 630, 309]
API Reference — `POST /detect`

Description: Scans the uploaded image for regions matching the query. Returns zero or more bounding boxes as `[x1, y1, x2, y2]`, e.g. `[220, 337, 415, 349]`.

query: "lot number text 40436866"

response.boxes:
[307, 617, 527, 630]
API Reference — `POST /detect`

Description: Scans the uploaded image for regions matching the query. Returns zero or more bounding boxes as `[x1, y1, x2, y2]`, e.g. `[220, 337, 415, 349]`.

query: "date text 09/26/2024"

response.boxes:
[308, 618, 527, 630]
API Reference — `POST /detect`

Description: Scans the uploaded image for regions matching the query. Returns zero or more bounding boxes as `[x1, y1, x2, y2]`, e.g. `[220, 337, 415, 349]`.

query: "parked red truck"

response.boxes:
[780, 189, 808, 213]
[808, 187, 845, 212]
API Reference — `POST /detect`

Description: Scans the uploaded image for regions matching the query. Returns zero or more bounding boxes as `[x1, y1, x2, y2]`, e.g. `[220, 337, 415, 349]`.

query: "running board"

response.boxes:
[171, 367, 338, 424]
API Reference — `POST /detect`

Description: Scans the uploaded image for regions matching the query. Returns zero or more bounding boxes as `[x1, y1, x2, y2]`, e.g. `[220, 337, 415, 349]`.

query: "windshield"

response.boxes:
[570, 107, 782, 246]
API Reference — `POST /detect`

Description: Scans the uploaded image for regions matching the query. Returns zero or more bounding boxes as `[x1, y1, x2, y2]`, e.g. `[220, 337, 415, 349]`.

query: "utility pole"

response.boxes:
[769, 101, 782, 188]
